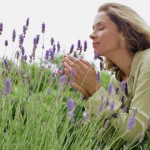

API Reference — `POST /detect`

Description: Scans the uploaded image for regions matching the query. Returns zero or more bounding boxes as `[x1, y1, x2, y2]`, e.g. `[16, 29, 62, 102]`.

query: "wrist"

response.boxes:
[90, 82, 101, 95]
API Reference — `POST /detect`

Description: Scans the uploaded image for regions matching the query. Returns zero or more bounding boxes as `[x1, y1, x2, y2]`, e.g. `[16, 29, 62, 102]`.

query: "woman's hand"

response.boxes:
[63, 55, 100, 96]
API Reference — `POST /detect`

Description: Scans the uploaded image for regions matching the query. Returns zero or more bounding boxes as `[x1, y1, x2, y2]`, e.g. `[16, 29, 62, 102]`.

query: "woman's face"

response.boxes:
[90, 11, 123, 57]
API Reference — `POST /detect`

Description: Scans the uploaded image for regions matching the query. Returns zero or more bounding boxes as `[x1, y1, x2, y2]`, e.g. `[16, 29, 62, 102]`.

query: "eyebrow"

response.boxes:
[92, 21, 105, 30]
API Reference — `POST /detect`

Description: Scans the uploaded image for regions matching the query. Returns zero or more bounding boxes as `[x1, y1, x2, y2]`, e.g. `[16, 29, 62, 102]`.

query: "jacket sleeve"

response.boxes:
[84, 53, 150, 143]
[111, 53, 150, 143]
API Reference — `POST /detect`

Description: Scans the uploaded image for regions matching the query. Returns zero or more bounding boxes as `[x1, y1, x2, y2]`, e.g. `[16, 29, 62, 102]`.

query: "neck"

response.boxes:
[107, 49, 135, 77]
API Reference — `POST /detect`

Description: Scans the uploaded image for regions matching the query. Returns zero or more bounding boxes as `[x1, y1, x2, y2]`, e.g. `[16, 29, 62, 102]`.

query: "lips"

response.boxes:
[92, 42, 100, 47]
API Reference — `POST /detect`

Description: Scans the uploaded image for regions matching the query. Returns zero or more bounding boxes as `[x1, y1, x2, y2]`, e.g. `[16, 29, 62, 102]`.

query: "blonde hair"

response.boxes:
[98, 2, 150, 72]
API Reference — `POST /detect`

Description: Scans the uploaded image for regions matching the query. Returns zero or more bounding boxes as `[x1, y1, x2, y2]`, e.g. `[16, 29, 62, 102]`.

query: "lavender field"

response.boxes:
[0, 18, 149, 150]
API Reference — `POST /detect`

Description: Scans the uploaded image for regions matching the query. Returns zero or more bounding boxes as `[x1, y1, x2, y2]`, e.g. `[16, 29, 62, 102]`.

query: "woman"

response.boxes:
[63, 2, 150, 146]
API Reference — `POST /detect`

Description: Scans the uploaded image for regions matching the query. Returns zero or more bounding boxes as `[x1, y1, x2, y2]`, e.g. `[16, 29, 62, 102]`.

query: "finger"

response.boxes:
[68, 55, 88, 70]
[79, 59, 91, 68]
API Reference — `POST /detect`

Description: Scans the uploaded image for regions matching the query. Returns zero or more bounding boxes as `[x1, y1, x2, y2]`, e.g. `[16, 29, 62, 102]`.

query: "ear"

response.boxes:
[120, 34, 126, 47]
[120, 34, 125, 41]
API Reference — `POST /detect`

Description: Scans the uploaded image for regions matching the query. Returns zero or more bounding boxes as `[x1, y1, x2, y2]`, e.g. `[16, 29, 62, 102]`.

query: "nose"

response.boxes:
[89, 31, 96, 40]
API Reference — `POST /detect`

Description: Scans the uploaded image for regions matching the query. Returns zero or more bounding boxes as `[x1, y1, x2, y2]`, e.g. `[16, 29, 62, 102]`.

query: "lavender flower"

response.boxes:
[67, 97, 76, 111]
[5, 78, 11, 95]
[24, 55, 27, 61]
[98, 103, 104, 112]
[42, 22, 45, 33]
[77, 39, 81, 49]
[50, 49, 54, 60]
[33, 37, 37, 49]
[15, 51, 20, 59]
[79, 46, 82, 55]
[94, 51, 99, 60]
[96, 71, 100, 83]
[73, 51, 77, 58]
[26, 17, 29, 27]
[0, 22, 3, 34]
[12, 29, 16, 42]
[51, 46, 55, 55]
[69, 44, 74, 54]
[21, 47, 25, 55]
[100, 61, 103, 71]
[5, 40, 8, 46]
[19, 34, 24, 46]
[59, 75, 67, 83]
[107, 83, 113, 95]
[115, 87, 119, 94]
[127, 116, 135, 130]
[110, 101, 115, 110]
[105, 98, 109, 107]
[36, 35, 40, 44]
[50, 37, 54, 45]
[70, 68, 75, 77]
[57, 41, 60, 52]
[3, 59, 8, 69]
[121, 81, 128, 96]
[120, 96, 125, 103]
[123, 105, 128, 113]
[83, 40, 87, 51]
[23, 25, 27, 35]
[45, 50, 49, 60]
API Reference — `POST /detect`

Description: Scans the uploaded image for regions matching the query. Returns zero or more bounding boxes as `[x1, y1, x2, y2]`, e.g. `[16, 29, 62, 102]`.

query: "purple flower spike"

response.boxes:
[59, 75, 67, 83]
[42, 22, 45, 33]
[127, 116, 135, 130]
[100, 61, 103, 71]
[0, 22, 3, 34]
[83, 40, 87, 52]
[57, 41, 60, 52]
[5, 40, 8, 46]
[26, 17, 29, 27]
[36, 35, 40, 44]
[67, 97, 76, 111]
[33, 37, 37, 49]
[110, 101, 115, 110]
[50, 37, 54, 45]
[77, 40, 81, 49]
[50, 49, 54, 60]
[5, 78, 11, 95]
[12, 29, 16, 42]
[70, 68, 75, 77]
[94, 51, 99, 60]
[96, 71, 100, 83]
[21, 47, 25, 55]
[3, 59, 8, 69]
[69, 44, 74, 54]
[115, 87, 119, 94]
[105, 98, 109, 107]
[121, 81, 128, 96]
[108, 83, 113, 95]
[53, 44, 56, 53]
[98, 103, 103, 112]
[23, 25, 27, 35]
[45, 50, 49, 60]
[19, 34, 24, 46]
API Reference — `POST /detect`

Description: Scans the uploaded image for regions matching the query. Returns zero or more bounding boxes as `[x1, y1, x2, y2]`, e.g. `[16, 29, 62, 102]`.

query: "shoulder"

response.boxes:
[132, 48, 150, 72]
[139, 48, 150, 70]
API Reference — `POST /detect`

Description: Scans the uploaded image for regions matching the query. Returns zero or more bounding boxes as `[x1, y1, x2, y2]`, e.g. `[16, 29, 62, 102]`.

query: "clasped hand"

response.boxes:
[63, 55, 100, 99]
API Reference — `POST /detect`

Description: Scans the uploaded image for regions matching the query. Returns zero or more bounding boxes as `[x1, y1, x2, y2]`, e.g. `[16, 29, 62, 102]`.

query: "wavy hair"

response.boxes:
[98, 2, 150, 72]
